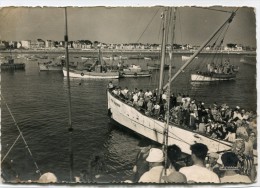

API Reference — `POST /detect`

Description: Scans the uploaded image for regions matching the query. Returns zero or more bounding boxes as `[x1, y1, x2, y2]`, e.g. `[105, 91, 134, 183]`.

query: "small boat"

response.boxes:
[124, 64, 142, 72]
[144, 57, 152, 60]
[0, 58, 25, 70]
[38, 60, 64, 71]
[119, 56, 128, 60]
[120, 64, 151, 78]
[147, 63, 170, 70]
[81, 56, 93, 60]
[182, 55, 198, 61]
[191, 72, 237, 81]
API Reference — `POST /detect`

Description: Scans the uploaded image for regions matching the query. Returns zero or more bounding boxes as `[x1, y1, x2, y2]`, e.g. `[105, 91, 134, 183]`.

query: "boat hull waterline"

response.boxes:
[191, 73, 236, 81]
[63, 69, 119, 79]
[107, 90, 232, 155]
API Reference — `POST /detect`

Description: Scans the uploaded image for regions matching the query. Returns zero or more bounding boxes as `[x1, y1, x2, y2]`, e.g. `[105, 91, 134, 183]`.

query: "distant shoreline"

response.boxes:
[0, 49, 256, 56]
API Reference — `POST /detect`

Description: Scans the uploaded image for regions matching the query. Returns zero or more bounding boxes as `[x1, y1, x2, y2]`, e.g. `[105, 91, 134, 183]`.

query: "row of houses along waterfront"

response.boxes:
[0, 39, 256, 52]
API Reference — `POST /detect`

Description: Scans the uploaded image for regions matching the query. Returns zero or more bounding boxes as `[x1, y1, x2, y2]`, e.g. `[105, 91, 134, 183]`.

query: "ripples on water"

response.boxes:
[1, 53, 256, 183]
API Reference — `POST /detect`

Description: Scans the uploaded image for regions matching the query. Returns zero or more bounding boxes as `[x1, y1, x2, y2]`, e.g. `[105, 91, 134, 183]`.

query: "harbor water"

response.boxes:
[0, 53, 257, 183]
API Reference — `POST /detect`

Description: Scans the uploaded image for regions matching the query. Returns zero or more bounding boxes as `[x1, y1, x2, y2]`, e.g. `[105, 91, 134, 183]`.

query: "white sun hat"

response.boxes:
[38, 172, 57, 183]
[146, 148, 164, 162]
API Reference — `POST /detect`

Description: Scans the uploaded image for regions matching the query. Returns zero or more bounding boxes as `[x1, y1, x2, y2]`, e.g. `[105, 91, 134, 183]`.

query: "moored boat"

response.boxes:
[38, 60, 64, 71]
[107, 89, 233, 155]
[120, 64, 151, 78]
[182, 55, 198, 61]
[63, 67, 119, 79]
[107, 8, 247, 156]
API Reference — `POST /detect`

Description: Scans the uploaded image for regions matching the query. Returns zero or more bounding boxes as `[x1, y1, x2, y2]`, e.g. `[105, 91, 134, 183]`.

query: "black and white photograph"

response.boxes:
[0, 1, 258, 185]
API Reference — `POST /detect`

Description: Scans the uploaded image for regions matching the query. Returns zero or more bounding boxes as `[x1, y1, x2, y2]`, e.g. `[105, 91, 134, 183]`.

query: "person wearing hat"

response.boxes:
[179, 143, 220, 183]
[138, 148, 164, 183]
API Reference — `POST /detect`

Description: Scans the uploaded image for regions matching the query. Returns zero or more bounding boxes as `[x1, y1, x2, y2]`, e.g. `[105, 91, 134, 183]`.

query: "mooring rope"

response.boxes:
[1, 94, 42, 176]
[1, 134, 21, 163]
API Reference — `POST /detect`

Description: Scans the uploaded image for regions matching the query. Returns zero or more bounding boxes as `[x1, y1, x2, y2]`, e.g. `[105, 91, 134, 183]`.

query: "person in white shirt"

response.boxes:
[220, 152, 252, 183]
[138, 148, 164, 183]
[179, 143, 220, 183]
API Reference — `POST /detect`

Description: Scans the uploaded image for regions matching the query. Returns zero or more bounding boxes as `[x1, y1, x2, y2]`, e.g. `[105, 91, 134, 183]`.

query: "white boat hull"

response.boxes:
[182, 55, 198, 61]
[107, 90, 233, 155]
[191, 73, 236, 81]
[63, 69, 119, 79]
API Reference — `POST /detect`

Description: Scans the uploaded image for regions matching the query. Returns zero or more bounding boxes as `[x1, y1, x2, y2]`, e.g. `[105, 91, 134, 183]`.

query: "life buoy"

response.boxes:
[81, 72, 84, 76]
[134, 72, 137, 76]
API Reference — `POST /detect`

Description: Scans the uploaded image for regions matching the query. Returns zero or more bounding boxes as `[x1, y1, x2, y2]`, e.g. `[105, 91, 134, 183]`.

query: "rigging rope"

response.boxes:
[0, 94, 42, 176]
[136, 8, 161, 43]
[1, 135, 21, 163]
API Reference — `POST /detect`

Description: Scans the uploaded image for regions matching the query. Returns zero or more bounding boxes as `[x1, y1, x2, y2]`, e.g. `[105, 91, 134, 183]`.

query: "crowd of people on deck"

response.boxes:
[109, 83, 256, 148]
[108, 82, 257, 183]
[132, 142, 256, 183]
[206, 60, 238, 75]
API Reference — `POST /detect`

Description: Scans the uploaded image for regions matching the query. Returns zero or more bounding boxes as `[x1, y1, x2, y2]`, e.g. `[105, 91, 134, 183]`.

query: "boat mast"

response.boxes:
[158, 8, 169, 96]
[64, 7, 74, 182]
[163, 11, 236, 90]
[163, 7, 177, 176]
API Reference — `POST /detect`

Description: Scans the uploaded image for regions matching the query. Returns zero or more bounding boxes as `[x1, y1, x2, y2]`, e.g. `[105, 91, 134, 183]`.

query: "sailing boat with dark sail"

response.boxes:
[107, 8, 252, 156]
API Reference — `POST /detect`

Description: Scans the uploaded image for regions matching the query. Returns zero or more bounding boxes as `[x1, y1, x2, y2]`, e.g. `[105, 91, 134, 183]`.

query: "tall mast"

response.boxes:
[163, 7, 177, 176]
[64, 7, 74, 182]
[158, 8, 169, 96]
[163, 11, 236, 90]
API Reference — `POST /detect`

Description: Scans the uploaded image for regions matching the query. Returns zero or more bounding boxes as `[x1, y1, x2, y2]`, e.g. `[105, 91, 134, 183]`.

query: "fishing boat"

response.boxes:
[38, 59, 65, 71]
[107, 8, 246, 155]
[63, 49, 119, 79]
[119, 64, 151, 78]
[191, 71, 237, 81]
[191, 62, 238, 81]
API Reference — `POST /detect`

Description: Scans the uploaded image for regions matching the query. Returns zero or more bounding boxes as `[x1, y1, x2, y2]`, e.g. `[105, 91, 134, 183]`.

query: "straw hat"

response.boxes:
[146, 148, 164, 163]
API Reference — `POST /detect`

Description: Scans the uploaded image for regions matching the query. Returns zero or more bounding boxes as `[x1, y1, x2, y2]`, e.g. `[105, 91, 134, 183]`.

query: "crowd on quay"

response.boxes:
[131, 143, 255, 183]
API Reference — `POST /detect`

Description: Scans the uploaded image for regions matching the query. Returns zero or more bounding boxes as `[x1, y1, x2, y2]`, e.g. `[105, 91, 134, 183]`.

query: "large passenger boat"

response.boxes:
[107, 8, 254, 157]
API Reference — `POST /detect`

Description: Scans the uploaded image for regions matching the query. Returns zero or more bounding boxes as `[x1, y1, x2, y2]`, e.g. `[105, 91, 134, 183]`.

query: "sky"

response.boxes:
[0, 6, 256, 47]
